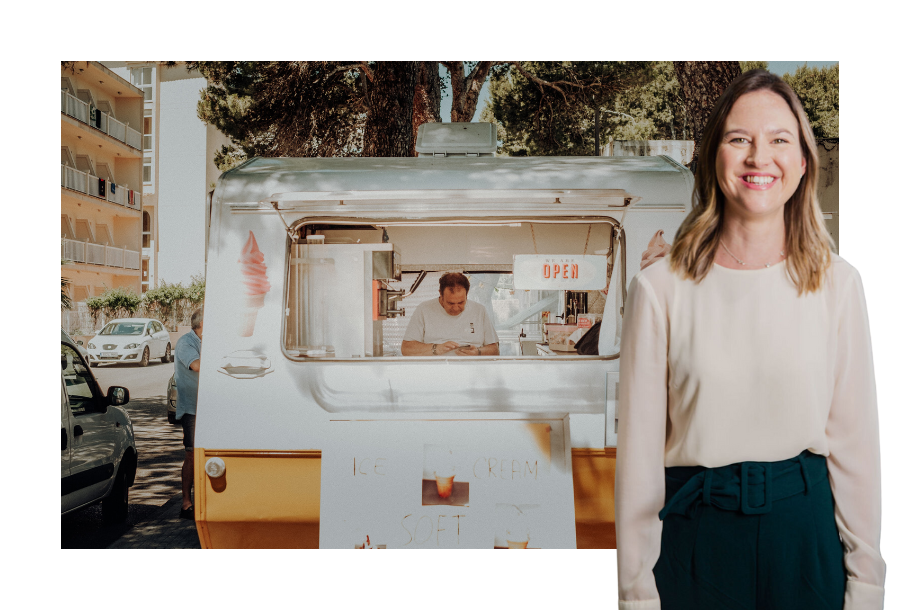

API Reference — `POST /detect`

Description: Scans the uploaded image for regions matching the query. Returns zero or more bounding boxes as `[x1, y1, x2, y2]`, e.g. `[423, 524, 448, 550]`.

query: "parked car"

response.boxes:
[61, 328, 90, 366]
[62, 336, 138, 522]
[167, 374, 177, 424]
[86, 318, 173, 367]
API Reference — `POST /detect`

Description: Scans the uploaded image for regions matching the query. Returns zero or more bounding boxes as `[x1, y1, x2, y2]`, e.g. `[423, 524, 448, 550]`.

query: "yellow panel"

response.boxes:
[572, 449, 617, 549]
[194, 448, 616, 549]
[196, 449, 322, 549]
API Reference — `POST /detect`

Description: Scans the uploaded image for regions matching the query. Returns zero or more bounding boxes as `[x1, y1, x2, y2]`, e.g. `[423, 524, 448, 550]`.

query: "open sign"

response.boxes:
[514, 255, 606, 290]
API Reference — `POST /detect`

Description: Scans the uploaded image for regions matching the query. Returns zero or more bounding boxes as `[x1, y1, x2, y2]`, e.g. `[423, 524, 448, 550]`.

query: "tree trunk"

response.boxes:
[673, 61, 741, 172]
[363, 61, 420, 157]
[410, 61, 441, 156]
[444, 61, 495, 122]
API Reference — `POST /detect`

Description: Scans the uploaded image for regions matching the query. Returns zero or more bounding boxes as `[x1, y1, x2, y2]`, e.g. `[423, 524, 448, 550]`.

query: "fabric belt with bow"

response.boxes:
[659, 450, 827, 521]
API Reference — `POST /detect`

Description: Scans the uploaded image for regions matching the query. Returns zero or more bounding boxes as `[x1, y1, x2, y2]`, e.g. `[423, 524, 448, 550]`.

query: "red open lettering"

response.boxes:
[553, 264, 560, 278]
[562, 264, 569, 278]
[572, 264, 578, 279]
[543, 264, 551, 278]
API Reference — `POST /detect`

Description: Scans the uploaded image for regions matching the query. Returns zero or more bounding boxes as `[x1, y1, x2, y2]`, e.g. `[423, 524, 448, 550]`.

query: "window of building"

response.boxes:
[143, 157, 153, 184]
[142, 211, 151, 248]
[130, 66, 153, 102]
[143, 108, 153, 151]
[142, 258, 149, 293]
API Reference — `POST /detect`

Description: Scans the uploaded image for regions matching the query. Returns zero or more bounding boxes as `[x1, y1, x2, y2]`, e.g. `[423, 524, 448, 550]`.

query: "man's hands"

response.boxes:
[435, 341, 462, 355]
[455, 345, 480, 356]
[400, 341, 497, 356]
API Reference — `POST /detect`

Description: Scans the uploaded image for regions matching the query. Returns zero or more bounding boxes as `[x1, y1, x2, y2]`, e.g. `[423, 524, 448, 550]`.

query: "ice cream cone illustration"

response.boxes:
[238, 231, 271, 337]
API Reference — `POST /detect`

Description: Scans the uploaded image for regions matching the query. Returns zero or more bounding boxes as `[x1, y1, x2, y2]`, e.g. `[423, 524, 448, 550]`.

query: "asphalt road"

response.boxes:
[61, 358, 186, 549]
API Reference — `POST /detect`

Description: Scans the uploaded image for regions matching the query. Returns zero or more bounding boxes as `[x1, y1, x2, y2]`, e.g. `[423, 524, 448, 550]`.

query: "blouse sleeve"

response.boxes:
[615, 272, 669, 610]
[826, 267, 886, 609]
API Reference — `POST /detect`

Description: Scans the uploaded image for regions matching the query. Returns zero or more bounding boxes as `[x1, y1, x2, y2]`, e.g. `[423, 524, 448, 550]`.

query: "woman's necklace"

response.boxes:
[721, 241, 785, 268]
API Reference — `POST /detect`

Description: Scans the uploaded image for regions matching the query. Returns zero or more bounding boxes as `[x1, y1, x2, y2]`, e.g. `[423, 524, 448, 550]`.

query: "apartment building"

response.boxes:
[61, 61, 146, 306]
[106, 62, 230, 287]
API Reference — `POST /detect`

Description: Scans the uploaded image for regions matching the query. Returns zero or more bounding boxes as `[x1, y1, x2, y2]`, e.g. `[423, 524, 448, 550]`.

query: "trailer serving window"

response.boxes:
[282, 218, 624, 361]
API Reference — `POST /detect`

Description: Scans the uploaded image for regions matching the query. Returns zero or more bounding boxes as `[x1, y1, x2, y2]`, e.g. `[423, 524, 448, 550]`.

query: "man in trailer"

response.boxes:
[401, 272, 500, 357]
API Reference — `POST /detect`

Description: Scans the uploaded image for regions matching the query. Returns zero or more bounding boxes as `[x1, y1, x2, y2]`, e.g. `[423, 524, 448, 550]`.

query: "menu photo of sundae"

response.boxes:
[493, 504, 539, 549]
[421, 445, 469, 507]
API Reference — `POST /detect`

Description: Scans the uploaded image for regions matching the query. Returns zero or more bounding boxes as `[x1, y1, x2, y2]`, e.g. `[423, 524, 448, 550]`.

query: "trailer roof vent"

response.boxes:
[415, 122, 497, 157]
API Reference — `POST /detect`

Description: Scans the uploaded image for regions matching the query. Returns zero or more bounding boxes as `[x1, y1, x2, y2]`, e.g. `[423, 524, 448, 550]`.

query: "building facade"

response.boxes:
[61, 62, 145, 311]
[105, 62, 230, 288]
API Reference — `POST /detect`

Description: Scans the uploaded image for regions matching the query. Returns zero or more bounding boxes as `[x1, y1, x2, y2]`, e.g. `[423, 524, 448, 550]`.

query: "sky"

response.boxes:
[442, 61, 838, 123]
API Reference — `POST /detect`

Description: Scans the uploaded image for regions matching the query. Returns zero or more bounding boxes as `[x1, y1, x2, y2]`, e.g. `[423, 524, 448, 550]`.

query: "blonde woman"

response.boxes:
[615, 70, 885, 609]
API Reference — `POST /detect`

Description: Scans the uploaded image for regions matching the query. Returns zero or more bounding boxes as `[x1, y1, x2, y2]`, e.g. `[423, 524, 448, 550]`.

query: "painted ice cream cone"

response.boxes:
[238, 231, 271, 337]
[506, 539, 528, 549]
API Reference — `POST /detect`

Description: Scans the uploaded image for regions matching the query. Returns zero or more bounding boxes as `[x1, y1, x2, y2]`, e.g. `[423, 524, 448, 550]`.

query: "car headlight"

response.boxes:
[87, 343, 95, 349]
[124, 343, 139, 349]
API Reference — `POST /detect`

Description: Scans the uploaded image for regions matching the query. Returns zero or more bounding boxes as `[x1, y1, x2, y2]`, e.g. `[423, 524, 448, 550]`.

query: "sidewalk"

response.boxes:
[107, 495, 201, 549]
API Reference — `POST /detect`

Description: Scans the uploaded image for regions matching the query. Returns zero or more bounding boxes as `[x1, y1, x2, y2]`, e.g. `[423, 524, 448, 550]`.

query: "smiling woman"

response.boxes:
[615, 70, 885, 610]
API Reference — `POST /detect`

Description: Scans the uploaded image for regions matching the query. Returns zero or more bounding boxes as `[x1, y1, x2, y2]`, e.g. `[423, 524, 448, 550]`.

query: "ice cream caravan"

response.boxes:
[194, 123, 693, 548]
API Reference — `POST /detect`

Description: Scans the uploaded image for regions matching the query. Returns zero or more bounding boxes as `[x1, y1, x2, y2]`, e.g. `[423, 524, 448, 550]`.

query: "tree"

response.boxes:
[672, 61, 743, 170]
[783, 64, 839, 139]
[442, 62, 497, 122]
[362, 62, 420, 157]
[62, 259, 73, 310]
[481, 62, 651, 156]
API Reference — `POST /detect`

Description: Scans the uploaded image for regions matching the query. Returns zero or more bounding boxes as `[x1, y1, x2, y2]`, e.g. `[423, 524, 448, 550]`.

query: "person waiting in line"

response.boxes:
[401, 272, 500, 357]
[615, 70, 884, 609]
[174, 308, 202, 520]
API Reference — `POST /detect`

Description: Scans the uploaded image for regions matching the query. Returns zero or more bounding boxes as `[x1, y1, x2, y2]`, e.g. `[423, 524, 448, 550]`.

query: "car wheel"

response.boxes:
[139, 347, 150, 367]
[102, 468, 129, 523]
[168, 411, 176, 425]
[162, 343, 172, 363]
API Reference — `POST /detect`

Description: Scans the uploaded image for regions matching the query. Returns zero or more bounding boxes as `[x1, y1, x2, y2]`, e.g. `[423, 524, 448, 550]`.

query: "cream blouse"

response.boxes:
[615, 254, 885, 610]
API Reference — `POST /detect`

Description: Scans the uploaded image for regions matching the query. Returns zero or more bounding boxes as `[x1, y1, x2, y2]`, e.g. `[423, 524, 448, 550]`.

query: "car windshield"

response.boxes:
[100, 322, 146, 336]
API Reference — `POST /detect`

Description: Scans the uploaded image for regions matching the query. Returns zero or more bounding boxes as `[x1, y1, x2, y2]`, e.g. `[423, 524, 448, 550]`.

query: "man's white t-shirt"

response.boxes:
[403, 298, 499, 348]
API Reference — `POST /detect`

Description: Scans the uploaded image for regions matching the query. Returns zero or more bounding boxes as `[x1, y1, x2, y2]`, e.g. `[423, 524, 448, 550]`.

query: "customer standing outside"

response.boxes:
[174, 309, 202, 520]
[615, 70, 884, 609]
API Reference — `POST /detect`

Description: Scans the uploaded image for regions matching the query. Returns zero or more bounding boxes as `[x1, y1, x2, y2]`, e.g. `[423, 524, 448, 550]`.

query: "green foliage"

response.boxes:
[483, 62, 651, 156]
[84, 277, 206, 330]
[783, 63, 839, 138]
[186, 275, 206, 304]
[740, 61, 769, 72]
[484, 60, 838, 156]
[85, 287, 142, 327]
[188, 61, 368, 167]
[484, 62, 685, 156]
[61, 259, 73, 310]
[142, 281, 188, 328]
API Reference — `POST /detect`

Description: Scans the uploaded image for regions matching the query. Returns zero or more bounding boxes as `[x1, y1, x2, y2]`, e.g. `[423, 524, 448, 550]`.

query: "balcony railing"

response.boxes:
[61, 89, 141, 151]
[61, 164, 141, 210]
[62, 238, 140, 270]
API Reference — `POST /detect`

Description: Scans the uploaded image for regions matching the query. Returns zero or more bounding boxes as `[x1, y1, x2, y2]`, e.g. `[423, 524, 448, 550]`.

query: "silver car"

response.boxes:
[86, 318, 173, 367]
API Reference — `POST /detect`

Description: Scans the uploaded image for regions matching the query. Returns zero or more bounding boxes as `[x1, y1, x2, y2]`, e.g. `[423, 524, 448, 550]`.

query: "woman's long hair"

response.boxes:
[669, 69, 833, 294]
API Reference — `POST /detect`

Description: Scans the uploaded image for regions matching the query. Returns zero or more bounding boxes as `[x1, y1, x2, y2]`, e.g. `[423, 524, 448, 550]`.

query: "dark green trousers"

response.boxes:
[653, 451, 846, 610]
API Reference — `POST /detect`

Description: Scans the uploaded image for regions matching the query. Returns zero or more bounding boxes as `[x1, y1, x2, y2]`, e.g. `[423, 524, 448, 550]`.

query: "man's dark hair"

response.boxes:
[439, 272, 470, 295]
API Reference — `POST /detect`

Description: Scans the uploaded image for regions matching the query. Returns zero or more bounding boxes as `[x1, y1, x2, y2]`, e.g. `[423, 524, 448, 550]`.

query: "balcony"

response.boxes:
[61, 164, 141, 210]
[61, 89, 141, 151]
[62, 238, 140, 271]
